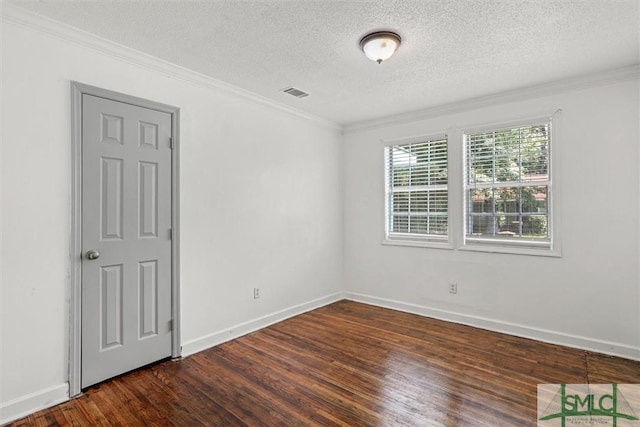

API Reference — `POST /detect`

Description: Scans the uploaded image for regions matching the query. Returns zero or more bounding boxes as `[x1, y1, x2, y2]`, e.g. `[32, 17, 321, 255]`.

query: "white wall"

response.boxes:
[0, 14, 343, 421]
[2, 5, 639, 424]
[343, 77, 640, 358]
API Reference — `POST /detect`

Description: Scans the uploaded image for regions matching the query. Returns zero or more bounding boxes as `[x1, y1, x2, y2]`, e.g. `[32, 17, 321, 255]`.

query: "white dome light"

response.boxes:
[360, 31, 401, 64]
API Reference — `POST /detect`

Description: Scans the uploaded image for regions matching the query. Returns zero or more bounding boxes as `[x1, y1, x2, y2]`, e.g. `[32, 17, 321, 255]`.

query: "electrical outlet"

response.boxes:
[449, 282, 458, 294]
[253, 288, 260, 299]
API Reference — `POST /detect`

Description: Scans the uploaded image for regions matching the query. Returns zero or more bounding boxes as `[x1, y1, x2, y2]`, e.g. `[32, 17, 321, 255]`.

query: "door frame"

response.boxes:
[69, 82, 181, 397]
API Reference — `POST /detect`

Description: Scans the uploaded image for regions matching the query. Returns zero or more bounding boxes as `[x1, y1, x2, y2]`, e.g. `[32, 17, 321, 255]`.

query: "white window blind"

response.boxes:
[464, 122, 551, 248]
[384, 137, 448, 242]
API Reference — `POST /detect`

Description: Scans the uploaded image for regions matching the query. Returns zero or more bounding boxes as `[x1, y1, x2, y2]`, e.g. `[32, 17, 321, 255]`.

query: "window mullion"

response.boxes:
[408, 144, 412, 233]
[427, 143, 431, 234]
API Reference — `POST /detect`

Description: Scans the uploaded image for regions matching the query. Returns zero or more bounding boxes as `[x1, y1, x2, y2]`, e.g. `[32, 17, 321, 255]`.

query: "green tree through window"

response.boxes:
[465, 123, 551, 246]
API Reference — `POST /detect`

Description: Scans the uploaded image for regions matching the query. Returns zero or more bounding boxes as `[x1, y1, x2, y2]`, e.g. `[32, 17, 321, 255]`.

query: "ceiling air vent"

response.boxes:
[282, 87, 309, 98]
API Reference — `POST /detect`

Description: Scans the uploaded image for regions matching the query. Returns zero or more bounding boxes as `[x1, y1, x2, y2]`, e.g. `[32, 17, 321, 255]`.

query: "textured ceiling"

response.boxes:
[9, 0, 640, 125]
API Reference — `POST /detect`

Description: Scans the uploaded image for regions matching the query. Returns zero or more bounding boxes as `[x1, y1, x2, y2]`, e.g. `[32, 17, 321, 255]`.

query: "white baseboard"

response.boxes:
[2, 291, 637, 425]
[181, 292, 346, 357]
[0, 383, 68, 425]
[0, 292, 345, 424]
[345, 292, 640, 361]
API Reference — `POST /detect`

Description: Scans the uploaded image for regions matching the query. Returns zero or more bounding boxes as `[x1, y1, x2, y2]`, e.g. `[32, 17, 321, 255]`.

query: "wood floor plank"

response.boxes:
[7, 300, 640, 426]
[586, 352, 640, 384]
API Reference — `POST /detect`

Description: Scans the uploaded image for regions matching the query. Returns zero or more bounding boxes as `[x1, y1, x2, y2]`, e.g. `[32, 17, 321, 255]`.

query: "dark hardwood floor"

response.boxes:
[9, 300, 640, 426]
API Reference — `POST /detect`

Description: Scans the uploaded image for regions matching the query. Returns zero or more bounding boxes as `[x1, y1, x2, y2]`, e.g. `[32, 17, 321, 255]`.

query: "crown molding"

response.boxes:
[0, 3, 341, 132]
[343, 64, 640, 134]
[2, 3, 638, 137]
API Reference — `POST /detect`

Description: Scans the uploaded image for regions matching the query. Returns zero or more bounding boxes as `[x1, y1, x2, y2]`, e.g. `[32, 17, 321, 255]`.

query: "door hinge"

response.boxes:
[169, 137, 173, 149]
[169, 228, 173, 240]
[168, 319, 173, 331]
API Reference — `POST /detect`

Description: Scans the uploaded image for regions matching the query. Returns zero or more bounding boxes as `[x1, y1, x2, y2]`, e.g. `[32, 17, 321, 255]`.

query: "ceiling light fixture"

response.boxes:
[359, 31, 401, 64]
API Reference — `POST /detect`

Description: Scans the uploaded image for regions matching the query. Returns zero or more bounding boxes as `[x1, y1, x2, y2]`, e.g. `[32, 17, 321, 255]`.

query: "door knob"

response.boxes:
[86, 250, 100, 260]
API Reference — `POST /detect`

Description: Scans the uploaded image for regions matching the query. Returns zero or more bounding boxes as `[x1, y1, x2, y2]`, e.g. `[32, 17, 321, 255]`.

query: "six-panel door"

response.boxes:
[81, 94, 172, 388]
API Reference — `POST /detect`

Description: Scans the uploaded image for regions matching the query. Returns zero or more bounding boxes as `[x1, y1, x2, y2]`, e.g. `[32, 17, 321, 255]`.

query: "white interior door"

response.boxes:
[81, 94, 173, 388]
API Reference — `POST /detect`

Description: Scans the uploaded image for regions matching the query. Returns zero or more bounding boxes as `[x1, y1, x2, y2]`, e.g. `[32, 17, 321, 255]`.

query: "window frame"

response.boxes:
[460, 114, 561, 257]
[381, 133, 453, 249]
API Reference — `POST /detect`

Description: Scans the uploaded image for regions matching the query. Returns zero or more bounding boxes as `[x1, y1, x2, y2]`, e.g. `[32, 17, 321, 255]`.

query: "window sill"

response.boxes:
[459, 243, 561, 257]
[382, 238, 453, 250]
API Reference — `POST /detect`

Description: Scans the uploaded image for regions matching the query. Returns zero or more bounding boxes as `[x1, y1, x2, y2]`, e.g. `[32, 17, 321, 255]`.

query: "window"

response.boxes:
[464, 121, 553, 251]
[384, 136, 449, 246]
